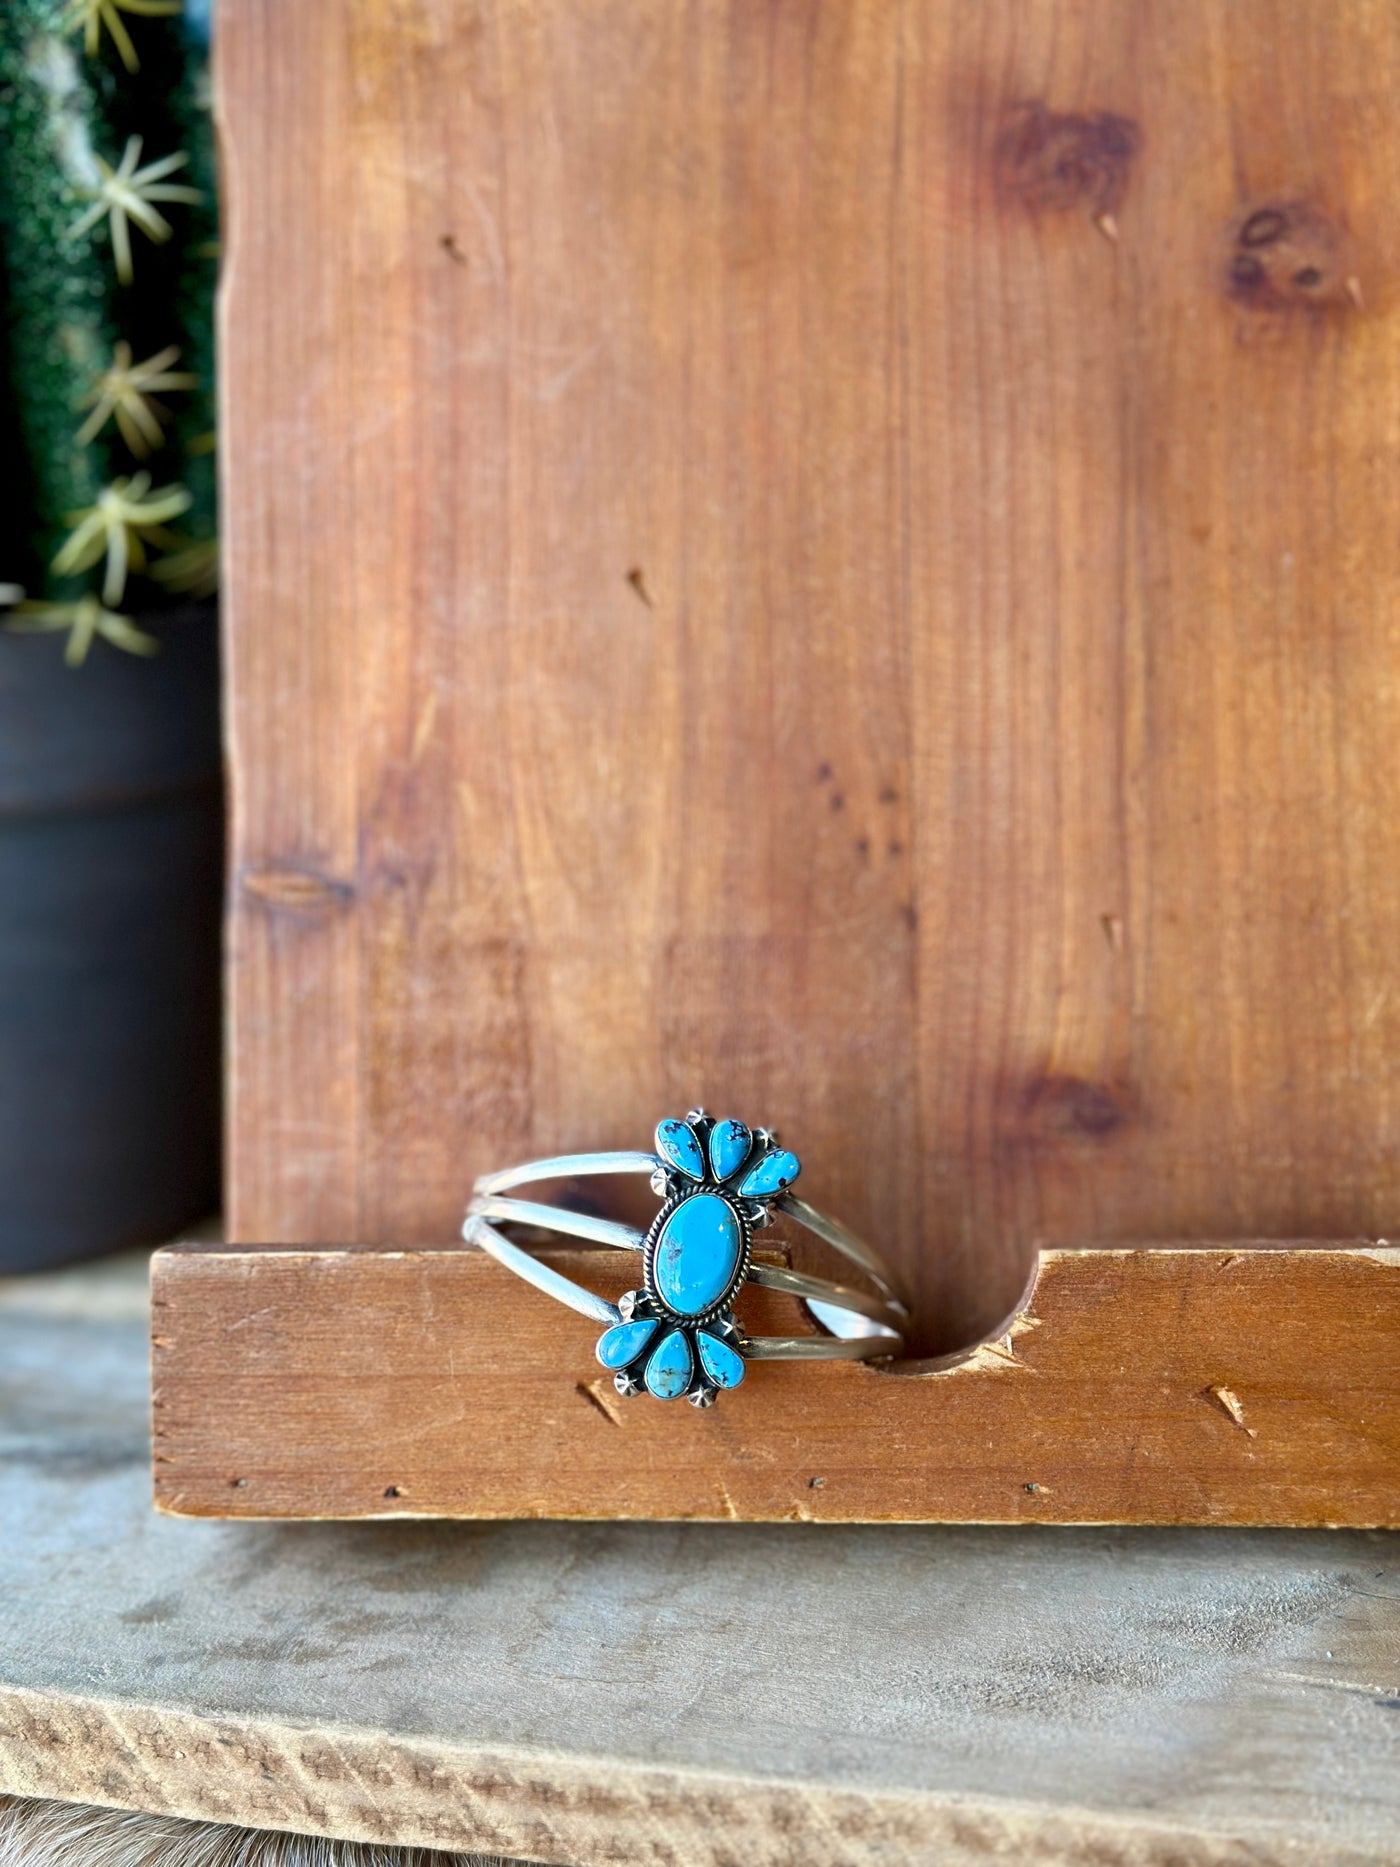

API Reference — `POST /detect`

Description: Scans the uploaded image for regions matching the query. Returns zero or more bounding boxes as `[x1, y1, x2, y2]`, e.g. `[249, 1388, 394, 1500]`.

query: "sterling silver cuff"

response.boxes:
[463, 1108, 907, 1408]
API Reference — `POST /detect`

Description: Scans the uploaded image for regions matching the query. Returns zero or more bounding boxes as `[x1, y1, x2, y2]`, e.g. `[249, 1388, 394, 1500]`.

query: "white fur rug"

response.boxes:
[0, 1799, 537, 1867]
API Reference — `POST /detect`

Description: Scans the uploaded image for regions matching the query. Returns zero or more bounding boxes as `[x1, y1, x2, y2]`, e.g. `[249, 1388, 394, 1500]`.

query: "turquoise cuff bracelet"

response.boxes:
[464, 1109, 908, 1408]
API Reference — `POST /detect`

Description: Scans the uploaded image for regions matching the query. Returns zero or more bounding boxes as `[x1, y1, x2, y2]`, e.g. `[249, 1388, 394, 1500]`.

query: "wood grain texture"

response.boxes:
[9, 1254, 1400, 1867]
[152, 1240, 1400, 1524]
[222, 0, 1400, 1353]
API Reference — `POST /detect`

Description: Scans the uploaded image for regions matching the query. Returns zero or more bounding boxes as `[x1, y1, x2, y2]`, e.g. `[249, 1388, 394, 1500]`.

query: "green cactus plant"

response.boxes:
[0, 0, 217, 664]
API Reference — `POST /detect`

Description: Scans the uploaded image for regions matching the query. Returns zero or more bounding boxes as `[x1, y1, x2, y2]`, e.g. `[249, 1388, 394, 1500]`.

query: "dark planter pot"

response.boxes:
[0, 609, 222, 1272]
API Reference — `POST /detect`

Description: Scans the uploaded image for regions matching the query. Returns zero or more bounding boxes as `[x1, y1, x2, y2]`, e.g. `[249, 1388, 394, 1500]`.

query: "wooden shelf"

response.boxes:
[5, 1250, 1400, 1866]
[152, 1238, 1399, 1525]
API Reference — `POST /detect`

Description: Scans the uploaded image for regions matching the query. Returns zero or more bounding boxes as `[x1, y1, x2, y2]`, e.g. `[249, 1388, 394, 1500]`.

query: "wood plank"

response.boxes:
[221, 0, 1400, 1358]
[7, 1252, 1400, 1866]
[152, 1240, 1400, 1525]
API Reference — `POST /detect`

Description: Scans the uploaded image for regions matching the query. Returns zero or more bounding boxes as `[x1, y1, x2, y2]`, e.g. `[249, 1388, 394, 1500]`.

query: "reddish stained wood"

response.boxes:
[222, 0, 1400, 1360]
[152, 1242, 1400, 1525]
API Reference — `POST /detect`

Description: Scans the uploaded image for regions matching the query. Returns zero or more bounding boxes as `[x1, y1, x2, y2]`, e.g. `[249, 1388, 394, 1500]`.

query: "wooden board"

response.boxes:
[220, 0, 1400, 1357]
[9, 1252, 1400, 1867]
[151, 1240, 1400, 1525]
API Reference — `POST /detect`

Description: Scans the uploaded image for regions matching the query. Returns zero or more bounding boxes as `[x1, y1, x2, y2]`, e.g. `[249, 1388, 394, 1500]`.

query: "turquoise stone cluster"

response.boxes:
[594, 1112, 801, 1408]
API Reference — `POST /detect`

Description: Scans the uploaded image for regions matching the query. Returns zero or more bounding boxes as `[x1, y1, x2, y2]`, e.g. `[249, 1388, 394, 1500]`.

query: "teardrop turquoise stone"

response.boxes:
[708, 1118, 751, 1182]
[595, 1319, 658, 1370]
[697, 1330, 745, 1389]
[655, 1118, 705, 1180]
[645, 1328, 693, 1399]
[654, 1192, 742, 1315]
[737, 1148, 801, 1197]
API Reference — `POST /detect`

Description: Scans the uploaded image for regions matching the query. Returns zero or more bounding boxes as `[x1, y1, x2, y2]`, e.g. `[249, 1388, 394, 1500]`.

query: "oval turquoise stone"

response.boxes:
[653, 1192, 743, 1315]
[737, 1148, 801, 1198]
[645, 1328, 693, 1399]
[595, 1319, 658, 1370]
[697, 1330, 745, 1390]
[708, 1118, 751, 1182]
[655, 1118, 705, 1181]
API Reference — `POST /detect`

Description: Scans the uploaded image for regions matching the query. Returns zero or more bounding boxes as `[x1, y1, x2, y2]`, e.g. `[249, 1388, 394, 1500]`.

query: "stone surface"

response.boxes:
[2, 1250, 1400, 1865]
[652, 1194, 742, 1315]
[737, 1151, 801, 1199]
[594, 1320, 657, 1371]
[708, 1120, 752, 1183]
[654, 1120, 704, 1181]
[696, 1331, 744, 1390]
[643, 1328, 692, 1400]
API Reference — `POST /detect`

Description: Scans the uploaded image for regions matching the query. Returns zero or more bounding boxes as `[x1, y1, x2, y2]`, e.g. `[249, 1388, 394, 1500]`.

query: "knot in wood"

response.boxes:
[996, 102, 1140, 217]
[1013, 1073, 1135, 1147]
[1226, 200, 1357, 312]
